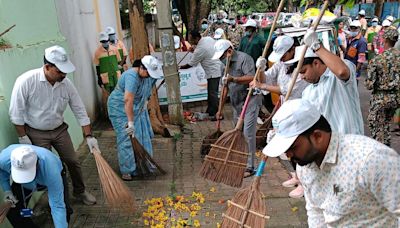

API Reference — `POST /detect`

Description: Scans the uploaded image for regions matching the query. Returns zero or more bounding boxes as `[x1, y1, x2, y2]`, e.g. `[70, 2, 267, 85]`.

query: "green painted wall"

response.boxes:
[0, 0, 86, 226]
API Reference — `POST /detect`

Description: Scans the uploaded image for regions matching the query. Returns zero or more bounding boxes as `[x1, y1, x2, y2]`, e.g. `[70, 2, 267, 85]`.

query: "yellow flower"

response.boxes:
[190, 211, 197, 217]
[194, 219, 201, 227]
[144, 219, 150, 225]
[216, 222, 221, 228]
[205, 212, 210, 217]
[209, 187, 216, 192]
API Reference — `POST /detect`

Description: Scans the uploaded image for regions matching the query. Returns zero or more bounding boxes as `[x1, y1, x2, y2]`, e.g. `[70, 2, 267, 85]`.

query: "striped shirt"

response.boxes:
[302, 60, 364, 135]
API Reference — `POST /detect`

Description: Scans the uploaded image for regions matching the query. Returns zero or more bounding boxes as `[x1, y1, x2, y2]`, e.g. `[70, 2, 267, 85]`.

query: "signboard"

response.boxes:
[152, 52, 209, 105]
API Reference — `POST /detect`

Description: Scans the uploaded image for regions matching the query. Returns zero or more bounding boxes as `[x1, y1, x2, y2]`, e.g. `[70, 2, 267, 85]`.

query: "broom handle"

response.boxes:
[259, 0, 330, 168]
[216, 56, 232, 129]
[235, 0, 286, 131]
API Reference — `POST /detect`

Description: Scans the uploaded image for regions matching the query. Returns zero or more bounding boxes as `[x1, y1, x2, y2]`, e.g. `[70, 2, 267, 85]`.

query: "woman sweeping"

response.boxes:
[108, 55, 163, 181]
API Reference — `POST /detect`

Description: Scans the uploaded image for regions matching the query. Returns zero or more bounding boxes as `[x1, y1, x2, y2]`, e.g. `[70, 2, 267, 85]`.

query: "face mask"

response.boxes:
[109, 34, 116, 44]
[245, 31, 252, 36]
[349, 31, 359, 37]
[101, 42, 109, 50]
[201, 24, 208, 30]
[371, 22, 378, 27]
[217, 19, 222, 24]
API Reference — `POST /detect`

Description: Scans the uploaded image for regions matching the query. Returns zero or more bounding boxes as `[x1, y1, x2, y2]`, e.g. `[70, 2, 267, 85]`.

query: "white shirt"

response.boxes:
[188, 37, 223, 79]
[298, 133, 400, 227]
[9, 67, 90, 130]
[302, 60, 364, 135]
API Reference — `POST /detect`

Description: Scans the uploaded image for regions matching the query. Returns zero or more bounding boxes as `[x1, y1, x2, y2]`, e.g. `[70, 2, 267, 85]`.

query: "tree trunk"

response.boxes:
[175, 0, 211, 38]
[374, 0, 384, 18]
[128, 0, 168, 136]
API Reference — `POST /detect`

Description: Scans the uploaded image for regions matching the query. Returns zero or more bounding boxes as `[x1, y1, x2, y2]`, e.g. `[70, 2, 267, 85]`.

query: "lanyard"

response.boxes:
[21, 185, 36, 208]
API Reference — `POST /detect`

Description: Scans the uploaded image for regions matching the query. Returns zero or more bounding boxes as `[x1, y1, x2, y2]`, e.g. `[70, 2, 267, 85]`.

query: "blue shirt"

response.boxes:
[0, 145, 67, 228]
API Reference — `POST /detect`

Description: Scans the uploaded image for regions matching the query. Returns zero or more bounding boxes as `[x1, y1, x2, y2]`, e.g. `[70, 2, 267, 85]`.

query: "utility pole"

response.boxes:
[155, 0, 184, 126]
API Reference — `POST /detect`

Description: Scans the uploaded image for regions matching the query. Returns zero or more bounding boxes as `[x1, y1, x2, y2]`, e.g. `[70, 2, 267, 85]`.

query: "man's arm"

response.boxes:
[9, 78, 28, 135]
[315, 46, 350, 81]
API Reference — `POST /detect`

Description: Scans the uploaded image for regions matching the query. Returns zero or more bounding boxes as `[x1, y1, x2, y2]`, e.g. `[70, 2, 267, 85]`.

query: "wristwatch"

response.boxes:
[310, 41, 321, 52]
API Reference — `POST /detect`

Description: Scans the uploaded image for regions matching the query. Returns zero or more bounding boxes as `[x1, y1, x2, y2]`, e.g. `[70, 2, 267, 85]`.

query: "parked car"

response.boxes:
[277, 13, 296, 26]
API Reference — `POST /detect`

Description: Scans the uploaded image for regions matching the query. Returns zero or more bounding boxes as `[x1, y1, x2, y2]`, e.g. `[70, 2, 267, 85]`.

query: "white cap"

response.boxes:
[105, 26, 115, 35]
[268, 35, 294, 62]
[350, 20, 361, 27]
[386, 15, 394, 22]
[358, 10, 366, 16]
[214, 28, 225, 39]
[243, 19, 257, 28]
[212, 39, 233, 60]
[262, 99, 321, 157]
[372, 18, 379, 22]
[44, 45, 76, 73]
[99, 31, 109, 42]
[11, 146, 38, 184]
[141, 55, 163, 79]
[382, 19, 391, 27]
[284, 45, 318, 65]
[173, 36, 180, 49]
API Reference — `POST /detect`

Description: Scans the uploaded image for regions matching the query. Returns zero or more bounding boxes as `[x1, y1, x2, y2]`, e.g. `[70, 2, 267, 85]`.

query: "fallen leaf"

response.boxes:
[291, 206, 298, 212]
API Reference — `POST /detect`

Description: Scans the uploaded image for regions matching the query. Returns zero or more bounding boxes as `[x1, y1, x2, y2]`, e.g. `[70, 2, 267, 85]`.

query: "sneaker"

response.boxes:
[257, 117, 263, 125]
[289, 185, 304, 198]
[282, 177, 299, 188]
[73, 191, 96, 205]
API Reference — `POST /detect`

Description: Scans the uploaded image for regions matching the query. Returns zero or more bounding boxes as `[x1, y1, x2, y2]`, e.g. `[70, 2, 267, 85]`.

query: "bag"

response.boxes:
[346, 46, 358, 58]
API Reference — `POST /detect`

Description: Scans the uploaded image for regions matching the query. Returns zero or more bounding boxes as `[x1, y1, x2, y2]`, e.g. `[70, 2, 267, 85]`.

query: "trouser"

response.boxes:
[262, 93, 275, 113]
[233, 103, 260, 170]
[26, 123, 86, 194]
[6, 168, 73, 228]
[206, 77, 220, 116]
[368, 105, 397, 146]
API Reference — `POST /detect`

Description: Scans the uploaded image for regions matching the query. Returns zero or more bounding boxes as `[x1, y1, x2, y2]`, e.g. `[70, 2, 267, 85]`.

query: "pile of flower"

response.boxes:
[143, 191, 220, 228]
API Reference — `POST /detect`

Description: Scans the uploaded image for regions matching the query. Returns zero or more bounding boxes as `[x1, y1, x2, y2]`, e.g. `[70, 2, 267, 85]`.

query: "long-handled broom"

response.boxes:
[255, 99, 281, 149]
[200, 57, 231, 157]
[130, 135, 166, 177]
[92, 148, 135, 214]
[221, 2, 329, 227]
[199, 0, 287, 188]
[0, 201, 11, 223]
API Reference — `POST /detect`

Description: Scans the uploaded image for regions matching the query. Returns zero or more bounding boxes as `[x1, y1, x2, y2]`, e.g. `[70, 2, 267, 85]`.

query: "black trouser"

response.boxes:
[206, 77, 220, 116]
[6, 166, 73, 227]
[263, 93, 275, 114]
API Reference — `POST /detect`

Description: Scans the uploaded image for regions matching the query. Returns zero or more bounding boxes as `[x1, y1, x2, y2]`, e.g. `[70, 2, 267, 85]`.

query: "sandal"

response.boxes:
[244, 168, 256, 178]
[121, 174, 133, 181]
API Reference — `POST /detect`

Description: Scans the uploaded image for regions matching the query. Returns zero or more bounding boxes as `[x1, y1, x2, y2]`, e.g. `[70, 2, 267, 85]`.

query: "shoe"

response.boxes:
[282, 177, 299, 188]
[122, 174, 133, 181]
[244, 168, 256, 178]
[73, 191, 96, 205]
[257, 117, 263, 125]
[289, 185, 304, 198]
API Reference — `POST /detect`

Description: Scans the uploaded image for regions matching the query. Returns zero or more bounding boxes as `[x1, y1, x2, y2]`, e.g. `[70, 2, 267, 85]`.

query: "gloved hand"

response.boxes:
[256, 57, 267, 71]
[126, 121, 135, 137]
[4, 191, 18, 208]
[86, 137, 100, 153]
[222, 74, 233, 86]
[18, 135, 32, 145]
[303, 29, 319, 48]
[266, 129, 276, 144]
[253, 88, 262, 95]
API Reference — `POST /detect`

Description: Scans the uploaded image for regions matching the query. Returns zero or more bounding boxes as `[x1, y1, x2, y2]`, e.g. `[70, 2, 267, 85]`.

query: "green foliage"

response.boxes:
[211, 0, 273, 14]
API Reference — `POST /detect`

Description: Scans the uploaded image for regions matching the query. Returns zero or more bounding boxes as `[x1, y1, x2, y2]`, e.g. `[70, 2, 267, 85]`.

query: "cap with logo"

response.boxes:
[262, 99, 321, 157]
[284, 45, 318, 65]
[242, 19, 257, 28]
[268, 35, 294, 63]
[141, 55, 163, 79]
[11, 146, 38, 184]
[45, 45, 76, 74]
[214, 28, 225, 39]
[212, 39, 233, 60]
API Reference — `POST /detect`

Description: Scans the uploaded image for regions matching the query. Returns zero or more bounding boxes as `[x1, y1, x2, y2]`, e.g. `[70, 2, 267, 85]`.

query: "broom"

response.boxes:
[0, 202, 11, 223]
[255, 99, 281, 149]
[199, 0, 287, 188]
[221, 1, 330, 227]
[200, 56, 231, 157]
[130, 135, 166, 176]
[92, 148, 135, 214]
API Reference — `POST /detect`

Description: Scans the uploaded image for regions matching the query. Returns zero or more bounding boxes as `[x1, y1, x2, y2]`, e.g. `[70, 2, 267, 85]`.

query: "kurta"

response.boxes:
[107, 69, 156, 175]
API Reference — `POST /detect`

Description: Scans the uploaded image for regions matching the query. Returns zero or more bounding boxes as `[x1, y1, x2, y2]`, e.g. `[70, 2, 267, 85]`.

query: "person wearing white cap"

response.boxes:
[373, 19, 393, 55]
[358, 9, 367, 35]
[9, 45, 98, 206]
[107, 55, 163, 181]
[180, 31, 223, 121]
[238, 19, 266, 63]
[286, 30, 364, 135]
[385, 15, 397, 29]
[213, 28, 226, 40]
[343, 20, 367, 81]
[105, 26, 128, 71]
[365, 17, 382, 60]
[0, 145, 72, 227]
[212, 39, 262, 177]
[263, 99, 400, 227]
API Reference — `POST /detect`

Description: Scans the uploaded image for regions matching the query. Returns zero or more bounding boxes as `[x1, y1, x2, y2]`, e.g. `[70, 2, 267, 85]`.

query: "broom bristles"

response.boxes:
[0, 202, 11, 223]
[221, 178, 267, 228]
[200, 129, 224, 156]
[199, 129, 248, 187]
[130, 137, 166, 176]
[93, 150, 135, 214]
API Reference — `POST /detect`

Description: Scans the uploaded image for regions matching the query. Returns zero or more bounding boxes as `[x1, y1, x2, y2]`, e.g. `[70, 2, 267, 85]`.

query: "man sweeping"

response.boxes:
[9, 45, 98, 205]
[213, 39, 262, 177]
[0, 145, 70, 228]
[263, 99, 400, 227]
